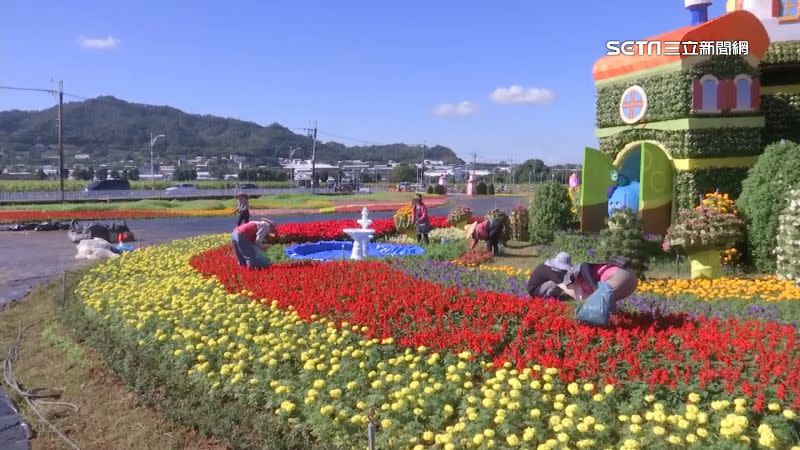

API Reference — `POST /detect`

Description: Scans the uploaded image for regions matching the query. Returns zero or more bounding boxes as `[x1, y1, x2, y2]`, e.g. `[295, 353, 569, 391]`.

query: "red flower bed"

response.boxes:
[190, 246, 800, 407]
[274, 216, 449, 244]
[455, 249, 494, 266]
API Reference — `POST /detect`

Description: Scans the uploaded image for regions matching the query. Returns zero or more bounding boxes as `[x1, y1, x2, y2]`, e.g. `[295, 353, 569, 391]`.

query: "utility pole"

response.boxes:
[421, 142, 426, 186]
[57, 81, 64, 202]
[288, 147, 298, 189]
[310, 121, 317, 189]
[149, 133, 165, 190]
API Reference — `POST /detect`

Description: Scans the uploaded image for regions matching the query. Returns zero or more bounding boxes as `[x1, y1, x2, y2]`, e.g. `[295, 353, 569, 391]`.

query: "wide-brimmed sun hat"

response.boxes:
[544, 252, 572, 271]
[464, 222, 478, 240]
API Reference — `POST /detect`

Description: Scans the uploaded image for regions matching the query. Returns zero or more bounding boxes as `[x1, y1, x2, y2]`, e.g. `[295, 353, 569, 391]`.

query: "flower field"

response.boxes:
[638, 276, 800, 302]
[71, 234, 800, 449]
[273, 216, 449, 244]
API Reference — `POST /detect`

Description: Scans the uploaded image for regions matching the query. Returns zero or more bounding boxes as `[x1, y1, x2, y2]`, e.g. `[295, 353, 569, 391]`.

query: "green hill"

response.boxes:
[0, 96, 463, 167]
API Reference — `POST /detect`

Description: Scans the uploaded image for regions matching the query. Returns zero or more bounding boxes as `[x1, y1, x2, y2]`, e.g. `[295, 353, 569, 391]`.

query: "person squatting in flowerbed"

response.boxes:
[412, 193, 431, 244]
[560, 256, 639, 318]
[231, 218, 276, 269]
[235, 193, 251, 226]
[526, 252, 573, 298]
[465, 215, 505, 255]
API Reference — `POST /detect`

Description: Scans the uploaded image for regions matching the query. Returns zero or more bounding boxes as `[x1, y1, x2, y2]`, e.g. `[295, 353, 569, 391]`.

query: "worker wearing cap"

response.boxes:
[231, 218, 276, 269]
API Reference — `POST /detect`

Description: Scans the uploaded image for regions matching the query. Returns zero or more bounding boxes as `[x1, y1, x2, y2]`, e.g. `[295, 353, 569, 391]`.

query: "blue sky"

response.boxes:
[1, 1, 727, 164]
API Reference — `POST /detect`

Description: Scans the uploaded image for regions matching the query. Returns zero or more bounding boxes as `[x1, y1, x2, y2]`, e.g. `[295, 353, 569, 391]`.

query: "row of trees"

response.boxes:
[35, 167, 141, 181]
[237, 168, 289, 182]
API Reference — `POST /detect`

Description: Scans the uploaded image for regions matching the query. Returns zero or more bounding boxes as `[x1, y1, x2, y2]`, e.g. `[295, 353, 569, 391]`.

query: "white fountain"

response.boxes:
[343, 207, 375, 260]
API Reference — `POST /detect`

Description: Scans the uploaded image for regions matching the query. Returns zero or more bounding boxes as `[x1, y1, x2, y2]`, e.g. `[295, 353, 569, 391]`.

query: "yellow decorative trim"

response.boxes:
[596, 116, 765, 138]
[614, 140, 672, 166]
[612, 141, 760, 170]
[671, 155, 760, 171]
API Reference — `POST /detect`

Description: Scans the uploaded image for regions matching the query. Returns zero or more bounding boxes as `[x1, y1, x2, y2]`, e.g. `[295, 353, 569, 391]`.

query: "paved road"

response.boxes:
[0, 196, 524, 307]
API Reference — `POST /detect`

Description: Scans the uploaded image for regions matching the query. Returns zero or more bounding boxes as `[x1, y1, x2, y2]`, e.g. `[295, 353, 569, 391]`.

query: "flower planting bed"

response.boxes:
[274, 216, 449, 244]
[639, 276, 800, 302]
[70, 233, 800, 449]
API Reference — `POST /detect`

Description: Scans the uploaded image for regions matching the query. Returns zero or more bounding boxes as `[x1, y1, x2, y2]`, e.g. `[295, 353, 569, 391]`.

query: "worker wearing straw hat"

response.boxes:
[465, 216, 504, 255]
[231, 217, 277, 269]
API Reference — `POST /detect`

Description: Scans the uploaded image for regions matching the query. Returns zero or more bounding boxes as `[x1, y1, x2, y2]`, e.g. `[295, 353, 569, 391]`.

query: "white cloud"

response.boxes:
[490, 85, 555, 104]
[432, 101, 479, 117]
[79, 35, 119, 50]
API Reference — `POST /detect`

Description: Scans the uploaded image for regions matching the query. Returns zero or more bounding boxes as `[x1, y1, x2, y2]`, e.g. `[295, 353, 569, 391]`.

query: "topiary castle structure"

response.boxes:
[580, 0, 800, 235]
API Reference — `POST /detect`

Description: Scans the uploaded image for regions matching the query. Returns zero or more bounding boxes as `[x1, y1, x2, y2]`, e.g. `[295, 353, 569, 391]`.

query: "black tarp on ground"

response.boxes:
[0, 387, 30, 450]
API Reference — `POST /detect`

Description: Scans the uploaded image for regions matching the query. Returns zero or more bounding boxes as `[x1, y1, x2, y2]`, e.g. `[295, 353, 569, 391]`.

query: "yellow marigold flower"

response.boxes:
[768, 402, 781, 411]
[568, 383, 580, 395]
[784, 409, 797, 419]
[422, 431, 434, 442]
[629, 424, 641, 434]
[688, 392, 700, 403]
[506, 434, 520, 446]
[652, 426, 666, 436]
[522, 427, 535, 441]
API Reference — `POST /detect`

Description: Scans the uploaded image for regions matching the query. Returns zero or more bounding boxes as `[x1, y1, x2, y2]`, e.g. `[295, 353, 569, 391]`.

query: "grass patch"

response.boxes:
[1, 192, 428, 213]
[0, 271, 225, 450]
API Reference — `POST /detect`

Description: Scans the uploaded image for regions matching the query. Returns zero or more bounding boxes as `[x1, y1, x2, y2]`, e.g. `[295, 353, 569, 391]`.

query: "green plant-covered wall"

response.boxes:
[596, 72, 692, 128]
[596, 57, 759, 128]
[762, 93, 800, 145]
[675, 168, 750, 210]
[599, 128, 763, 160]
[761, 41, 800, 65]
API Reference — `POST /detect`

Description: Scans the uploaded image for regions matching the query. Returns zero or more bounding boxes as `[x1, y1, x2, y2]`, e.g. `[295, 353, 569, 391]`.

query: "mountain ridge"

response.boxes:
[0, 96, 464, 167]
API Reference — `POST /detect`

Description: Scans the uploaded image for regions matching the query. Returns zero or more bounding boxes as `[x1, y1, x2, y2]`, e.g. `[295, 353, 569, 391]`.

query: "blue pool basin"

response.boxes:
[285, 241, 425, 261]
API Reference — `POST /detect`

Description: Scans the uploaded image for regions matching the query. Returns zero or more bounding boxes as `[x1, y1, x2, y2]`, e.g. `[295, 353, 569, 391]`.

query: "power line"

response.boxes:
[317, 130, 385, 146]
[1, 85, 90, 101]
[0, 85, 57, 94]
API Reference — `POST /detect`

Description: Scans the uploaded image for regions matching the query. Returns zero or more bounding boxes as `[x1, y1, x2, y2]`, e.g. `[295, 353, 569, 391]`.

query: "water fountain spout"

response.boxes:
[343, 207, 375, 260]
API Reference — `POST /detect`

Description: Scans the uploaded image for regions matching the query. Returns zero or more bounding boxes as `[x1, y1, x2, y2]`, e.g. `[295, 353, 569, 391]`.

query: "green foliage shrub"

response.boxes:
[488, 183, 495, 195]
[528, 181, 572, 245]
[476, 181, 488, 195]
[598, 209, 649, 278]
[427, 185, 434, 194]
[776, 189, 800, 285]
[550, 232, 601, 264]
[413, 239, 468, 261]
[434, 184, 446, 195]
[738, 141, 800, 272]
